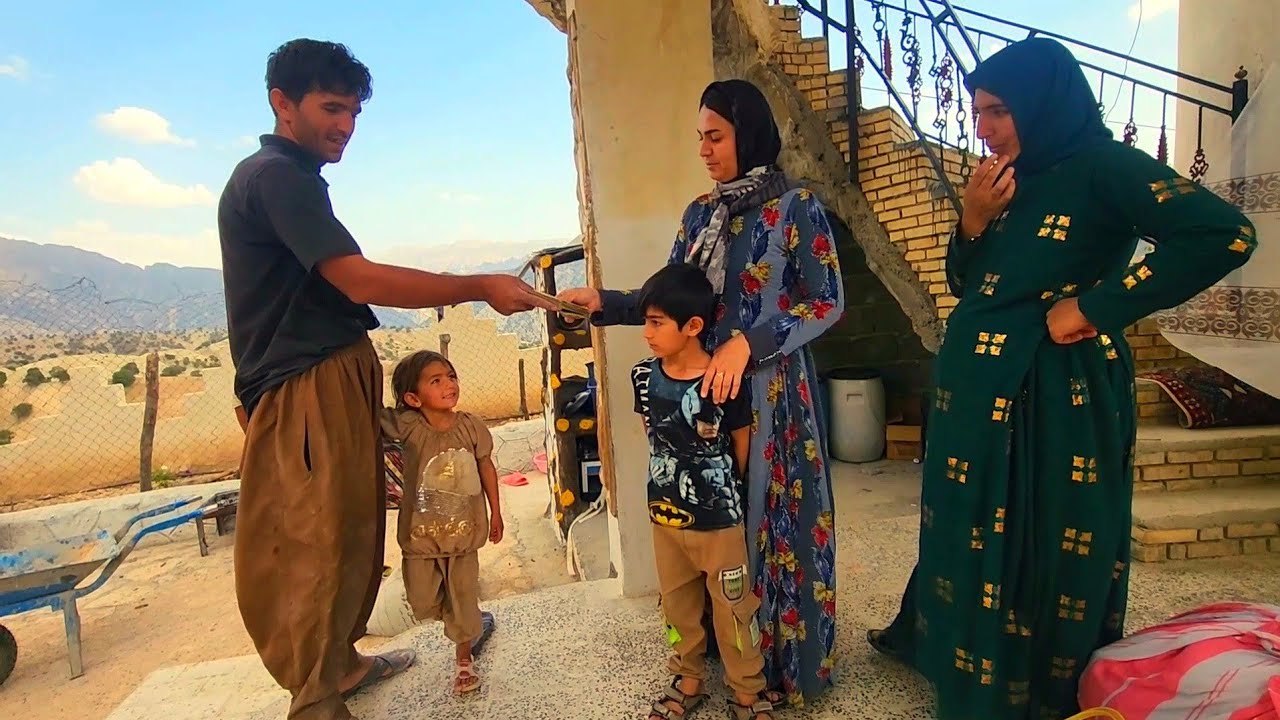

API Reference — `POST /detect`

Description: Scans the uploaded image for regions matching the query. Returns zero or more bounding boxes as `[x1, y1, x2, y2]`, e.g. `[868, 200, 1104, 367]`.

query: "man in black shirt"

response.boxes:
[218, 39, 553, 720]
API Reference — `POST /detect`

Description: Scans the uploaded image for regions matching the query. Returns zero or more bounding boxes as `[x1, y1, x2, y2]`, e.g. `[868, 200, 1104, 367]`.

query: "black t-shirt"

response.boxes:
[631, 357, 752, 531]
[217, 135, 379, 416]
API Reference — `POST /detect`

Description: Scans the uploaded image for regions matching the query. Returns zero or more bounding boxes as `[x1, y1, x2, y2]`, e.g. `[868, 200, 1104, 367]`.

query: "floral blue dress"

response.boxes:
[597, 187, 845, 706]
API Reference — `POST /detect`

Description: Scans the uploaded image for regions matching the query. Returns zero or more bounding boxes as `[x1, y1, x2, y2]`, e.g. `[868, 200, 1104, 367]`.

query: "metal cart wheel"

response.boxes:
[0, 623, 16, 687]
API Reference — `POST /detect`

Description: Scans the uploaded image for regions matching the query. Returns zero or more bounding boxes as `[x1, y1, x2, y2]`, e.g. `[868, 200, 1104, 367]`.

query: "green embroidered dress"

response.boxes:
[877, 39, 1257, 720]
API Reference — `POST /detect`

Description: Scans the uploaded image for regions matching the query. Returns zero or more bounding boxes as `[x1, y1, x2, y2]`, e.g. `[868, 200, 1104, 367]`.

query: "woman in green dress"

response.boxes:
[866, 38, 1257, 720]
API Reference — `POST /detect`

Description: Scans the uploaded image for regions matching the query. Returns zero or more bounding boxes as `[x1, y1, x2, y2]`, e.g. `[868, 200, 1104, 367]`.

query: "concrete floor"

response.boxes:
[102, 459, 1280, 720]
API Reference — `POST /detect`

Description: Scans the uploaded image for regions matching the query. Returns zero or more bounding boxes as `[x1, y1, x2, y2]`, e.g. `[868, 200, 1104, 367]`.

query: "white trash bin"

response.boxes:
[826, 367, 886, 463]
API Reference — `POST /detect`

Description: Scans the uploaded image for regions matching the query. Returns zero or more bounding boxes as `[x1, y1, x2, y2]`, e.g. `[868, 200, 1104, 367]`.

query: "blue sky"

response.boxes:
[0, 0, 1181, 272]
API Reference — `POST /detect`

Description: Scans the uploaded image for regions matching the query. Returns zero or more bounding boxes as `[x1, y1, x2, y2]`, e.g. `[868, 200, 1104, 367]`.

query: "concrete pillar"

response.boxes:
[1175, 0, 1279, 173]
[566, 0, 715, 597]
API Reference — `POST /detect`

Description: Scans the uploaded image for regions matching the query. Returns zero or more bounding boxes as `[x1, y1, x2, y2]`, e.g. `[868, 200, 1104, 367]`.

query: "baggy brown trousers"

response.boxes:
[653, 524, 767, 696]
[235, 338, 385, 720]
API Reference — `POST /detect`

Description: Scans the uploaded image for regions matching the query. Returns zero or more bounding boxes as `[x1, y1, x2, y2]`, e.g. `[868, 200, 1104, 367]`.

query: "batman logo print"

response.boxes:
[649, 501, 695, 528]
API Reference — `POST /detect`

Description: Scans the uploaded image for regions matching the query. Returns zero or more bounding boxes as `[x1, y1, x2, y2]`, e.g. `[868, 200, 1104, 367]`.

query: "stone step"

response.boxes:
[1134, 423, 1280, 492]
[1131, 486, 1280, 562]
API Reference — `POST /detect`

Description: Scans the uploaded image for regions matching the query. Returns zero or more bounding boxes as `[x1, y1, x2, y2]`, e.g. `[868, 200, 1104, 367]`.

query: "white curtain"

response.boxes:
[1154, 62, 1280, 398]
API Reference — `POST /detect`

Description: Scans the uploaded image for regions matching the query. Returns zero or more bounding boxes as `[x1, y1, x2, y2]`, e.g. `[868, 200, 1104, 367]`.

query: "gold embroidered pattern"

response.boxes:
[991, 396, 1012, 422]
[915, 610, 929, 636]
[1004, 610, 1031, 637]
[975, 332, 1007, 356]
[1057, 595, 1087, 621]
[1113, 561, 1128, 580]
[979, 273, 1001, 296]
[1150, 177, 1198, 203]
[1061, 528, 1093, 555]
[1098, 334, 1118, 360]
[980, 658, 995, 685]
[1122, 263, 1154, 289]
[993, 507, 1006, 534]
[1049, 656, 1078, 679]
[1009, 680, 1031, 706]
[410, 518, 473, 539]
[954, 648, 975, 673]
[935, 388, 953, 411]
[946, 457, 970, 484]
[729, 216, 745, 235]
[934, 577, 955, 603]
[1071, 456, 1098, 484]
[1040, 282, 1079, 302]
[1229, 224, 1258, 254]
[1037, 214, 1072, 241]
[982, 582, 1001, 610]
[970, 526, 985, 550]
[1069, 377, 1090, 405]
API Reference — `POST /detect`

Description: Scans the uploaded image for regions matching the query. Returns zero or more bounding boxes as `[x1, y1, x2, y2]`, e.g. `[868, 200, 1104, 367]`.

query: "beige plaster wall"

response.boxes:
[1176, 0, 1279, 172]
[565, 0, 716, 597]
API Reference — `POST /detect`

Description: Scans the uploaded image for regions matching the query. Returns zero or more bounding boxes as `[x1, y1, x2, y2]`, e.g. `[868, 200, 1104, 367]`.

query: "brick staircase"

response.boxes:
[755, 1, 1280, 563]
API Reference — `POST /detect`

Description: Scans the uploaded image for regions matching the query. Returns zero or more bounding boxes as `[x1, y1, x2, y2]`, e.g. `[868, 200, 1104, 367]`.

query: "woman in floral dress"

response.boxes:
[560, 79, 844, 709]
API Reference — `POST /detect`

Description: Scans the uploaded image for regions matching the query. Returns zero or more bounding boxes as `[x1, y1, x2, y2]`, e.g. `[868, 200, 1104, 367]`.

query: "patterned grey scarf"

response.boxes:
[686, 165, 793, 295]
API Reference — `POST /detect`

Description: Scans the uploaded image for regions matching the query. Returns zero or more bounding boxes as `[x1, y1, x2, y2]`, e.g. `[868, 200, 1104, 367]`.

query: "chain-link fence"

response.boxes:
[0, 275, 581, 513]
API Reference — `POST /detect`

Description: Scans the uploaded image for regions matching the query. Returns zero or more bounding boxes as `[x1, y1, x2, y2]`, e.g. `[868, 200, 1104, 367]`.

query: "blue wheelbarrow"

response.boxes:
[0, 497, 210, 686]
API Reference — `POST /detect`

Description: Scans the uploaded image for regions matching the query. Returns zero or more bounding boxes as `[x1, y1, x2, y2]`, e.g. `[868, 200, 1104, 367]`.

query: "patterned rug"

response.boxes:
[1137, 365, 1280, 429]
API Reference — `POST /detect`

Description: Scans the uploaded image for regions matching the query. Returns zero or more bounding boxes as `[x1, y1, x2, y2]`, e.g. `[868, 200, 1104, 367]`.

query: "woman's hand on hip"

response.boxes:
[959, 154, 1016, 239]
[701, 333, 751, 404]
[1047, 298, 1099, 344]
[557, 287, 603, 314]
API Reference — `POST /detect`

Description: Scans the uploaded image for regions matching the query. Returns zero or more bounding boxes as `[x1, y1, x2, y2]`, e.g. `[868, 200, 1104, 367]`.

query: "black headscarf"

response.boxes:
[699, 79, 783, 178]
[688, 79, 792, 295]
[965, 38, 1113, 175]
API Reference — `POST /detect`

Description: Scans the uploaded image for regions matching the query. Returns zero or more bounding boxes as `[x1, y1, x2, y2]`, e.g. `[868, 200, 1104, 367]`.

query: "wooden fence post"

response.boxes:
[139, 352, 159, 492]
[518, 358, 528, 417]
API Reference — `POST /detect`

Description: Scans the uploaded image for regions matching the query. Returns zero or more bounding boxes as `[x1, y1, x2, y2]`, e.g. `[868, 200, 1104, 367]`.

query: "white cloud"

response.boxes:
[73, 158, 215, 208]
[435, 190, 484, 206]
[95, 106, 195, 146]
[233, 135, 258, 149]
[0, 55, 29, 80]
[1128, 0, 1177, 24]
[48, 220, 221, 269]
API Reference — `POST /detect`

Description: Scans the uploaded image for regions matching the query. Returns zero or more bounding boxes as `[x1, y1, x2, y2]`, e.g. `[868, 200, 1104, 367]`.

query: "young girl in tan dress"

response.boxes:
[380, 350, 504, 694]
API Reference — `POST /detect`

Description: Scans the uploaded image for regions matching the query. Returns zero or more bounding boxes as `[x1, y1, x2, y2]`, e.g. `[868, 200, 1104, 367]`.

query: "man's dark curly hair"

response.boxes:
[265, 39, 373, 110]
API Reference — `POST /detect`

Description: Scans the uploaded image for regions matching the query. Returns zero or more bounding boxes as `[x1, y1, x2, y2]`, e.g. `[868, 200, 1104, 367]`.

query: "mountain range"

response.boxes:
[0, 236, 586, 344]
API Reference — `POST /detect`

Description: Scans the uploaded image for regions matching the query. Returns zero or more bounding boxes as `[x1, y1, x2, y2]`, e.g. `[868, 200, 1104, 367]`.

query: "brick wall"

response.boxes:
[1133, 523, 1280, 562]
[1134, 445, 1280, 493]
[766, 3, 1201, 408]
[809, 216, 934, 402]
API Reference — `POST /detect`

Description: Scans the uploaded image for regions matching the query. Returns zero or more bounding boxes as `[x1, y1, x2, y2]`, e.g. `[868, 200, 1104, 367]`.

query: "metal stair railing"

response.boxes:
[776, 0, 1250, 215]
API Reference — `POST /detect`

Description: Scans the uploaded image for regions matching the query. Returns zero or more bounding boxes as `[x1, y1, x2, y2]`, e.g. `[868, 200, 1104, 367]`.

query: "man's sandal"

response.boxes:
[648, 676, 707, 719]
[727, 696, 778, 720]
[340, 648, 417, 699]
[454, 658, 482, 694]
